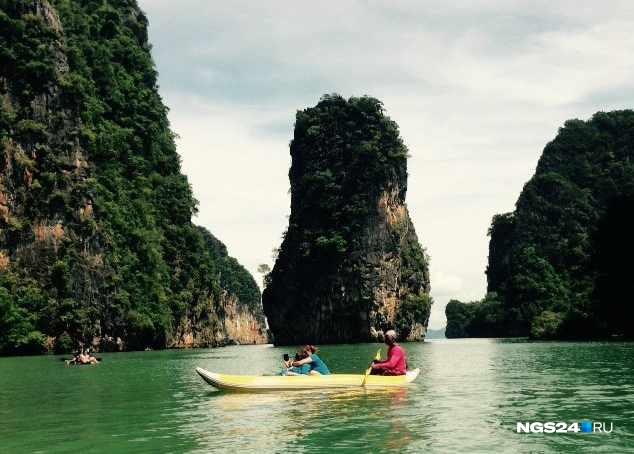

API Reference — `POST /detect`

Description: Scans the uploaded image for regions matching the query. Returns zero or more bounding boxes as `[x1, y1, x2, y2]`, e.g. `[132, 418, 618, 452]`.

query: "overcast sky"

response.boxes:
[138, 0, 634, 329]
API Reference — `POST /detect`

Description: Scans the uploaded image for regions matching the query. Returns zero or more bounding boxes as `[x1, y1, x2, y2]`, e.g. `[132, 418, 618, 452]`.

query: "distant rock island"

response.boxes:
[446, 111, 634, 340]
[0, 0, 266, 355]
[263, 95, 432, 345]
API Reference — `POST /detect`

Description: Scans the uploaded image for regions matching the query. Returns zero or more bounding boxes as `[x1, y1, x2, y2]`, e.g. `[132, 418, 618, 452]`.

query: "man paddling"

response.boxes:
[370, 329, 407, 376]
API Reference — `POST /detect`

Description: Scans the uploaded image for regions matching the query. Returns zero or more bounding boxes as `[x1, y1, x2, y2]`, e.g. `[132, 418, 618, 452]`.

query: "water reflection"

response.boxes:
[182, 386, 417, 452]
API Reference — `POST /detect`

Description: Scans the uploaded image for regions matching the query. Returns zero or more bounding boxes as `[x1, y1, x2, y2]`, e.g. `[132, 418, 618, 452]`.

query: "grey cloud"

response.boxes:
[567, 84, 634, 111]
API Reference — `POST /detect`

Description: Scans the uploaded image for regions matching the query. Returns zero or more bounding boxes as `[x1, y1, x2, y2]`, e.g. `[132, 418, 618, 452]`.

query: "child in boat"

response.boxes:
[282, 351, 311, 375]
[292, 345, 331, 375]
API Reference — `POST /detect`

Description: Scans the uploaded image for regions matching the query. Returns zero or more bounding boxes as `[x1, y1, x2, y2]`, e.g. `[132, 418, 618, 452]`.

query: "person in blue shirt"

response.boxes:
[292, 345, 331, 375]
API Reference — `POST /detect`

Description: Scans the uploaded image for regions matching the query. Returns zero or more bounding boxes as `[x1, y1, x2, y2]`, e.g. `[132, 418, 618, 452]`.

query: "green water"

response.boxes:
[1, 340, 633, 453]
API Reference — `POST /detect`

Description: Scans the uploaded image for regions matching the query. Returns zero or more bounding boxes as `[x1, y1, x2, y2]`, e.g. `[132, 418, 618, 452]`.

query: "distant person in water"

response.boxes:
[371, 330, 407, 376]
[292, 345, 331, 375]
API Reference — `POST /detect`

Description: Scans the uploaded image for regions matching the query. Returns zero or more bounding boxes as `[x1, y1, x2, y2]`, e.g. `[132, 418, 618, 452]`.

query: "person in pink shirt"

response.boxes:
[370, 329, 407, 376]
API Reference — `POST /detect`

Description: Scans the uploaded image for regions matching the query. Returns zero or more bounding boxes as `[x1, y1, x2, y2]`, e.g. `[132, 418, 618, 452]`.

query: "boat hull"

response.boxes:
[195, 367, 420, 391]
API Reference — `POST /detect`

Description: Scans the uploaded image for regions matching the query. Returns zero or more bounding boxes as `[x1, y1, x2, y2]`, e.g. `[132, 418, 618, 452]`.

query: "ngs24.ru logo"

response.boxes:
[517, 422, 613, 434]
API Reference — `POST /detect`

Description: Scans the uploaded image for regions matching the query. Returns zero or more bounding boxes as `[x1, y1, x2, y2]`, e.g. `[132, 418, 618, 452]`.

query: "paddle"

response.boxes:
[361, 349, 382, 386]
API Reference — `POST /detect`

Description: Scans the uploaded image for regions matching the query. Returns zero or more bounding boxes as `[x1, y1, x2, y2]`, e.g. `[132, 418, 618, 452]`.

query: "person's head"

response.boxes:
[384, 330, 398, 346]
[302, 345, 318, 356]
[294, 350, 308, 361]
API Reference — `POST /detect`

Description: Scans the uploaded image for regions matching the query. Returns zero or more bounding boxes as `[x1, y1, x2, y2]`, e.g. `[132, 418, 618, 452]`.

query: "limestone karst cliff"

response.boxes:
[0, 0, 266, 354]
[263, 95, 431, 345]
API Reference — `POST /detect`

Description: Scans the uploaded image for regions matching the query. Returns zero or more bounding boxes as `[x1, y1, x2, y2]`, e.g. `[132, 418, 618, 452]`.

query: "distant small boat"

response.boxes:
[195, 367, 420, 391]
[63, 356, 101, 366]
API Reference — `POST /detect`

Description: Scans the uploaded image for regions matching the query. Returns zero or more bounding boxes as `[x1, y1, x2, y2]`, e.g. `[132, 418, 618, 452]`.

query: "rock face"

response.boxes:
[171, 291, 267, 348]
[0, 0, 266, 354]
[263, 95, 431, 345]
[446, 111, 634, 339]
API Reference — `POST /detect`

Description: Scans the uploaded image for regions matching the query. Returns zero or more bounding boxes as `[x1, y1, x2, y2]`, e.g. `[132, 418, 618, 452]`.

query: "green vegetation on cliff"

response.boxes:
[446, 111, 634, 340]
[263, 94, 431, 345]
[445, 294, 505, 338]
[0, 0, 265, 354]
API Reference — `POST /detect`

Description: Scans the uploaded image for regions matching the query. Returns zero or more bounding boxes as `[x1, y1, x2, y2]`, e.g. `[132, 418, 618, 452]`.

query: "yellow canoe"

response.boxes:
[195, 367, 420, 391]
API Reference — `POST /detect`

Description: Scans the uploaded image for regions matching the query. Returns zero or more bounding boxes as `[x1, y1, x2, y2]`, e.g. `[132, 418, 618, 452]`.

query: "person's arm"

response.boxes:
[372, 347, 403, 370]
[292, 356, 313, 367]
[373, 351, 388, 366]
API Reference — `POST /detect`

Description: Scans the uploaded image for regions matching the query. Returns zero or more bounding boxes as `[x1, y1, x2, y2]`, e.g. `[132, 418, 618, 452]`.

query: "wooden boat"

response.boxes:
[195, 367, 420, 391]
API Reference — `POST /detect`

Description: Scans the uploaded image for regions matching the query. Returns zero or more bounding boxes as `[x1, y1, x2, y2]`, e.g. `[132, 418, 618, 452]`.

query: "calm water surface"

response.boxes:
[0, 340, 633, 453]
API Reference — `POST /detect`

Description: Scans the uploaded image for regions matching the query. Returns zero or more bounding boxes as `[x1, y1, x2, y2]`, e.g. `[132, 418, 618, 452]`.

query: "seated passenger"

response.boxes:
[292, 345, 330, 375]
[284, 351, 311, 375]
[78, 349, 98, 365]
